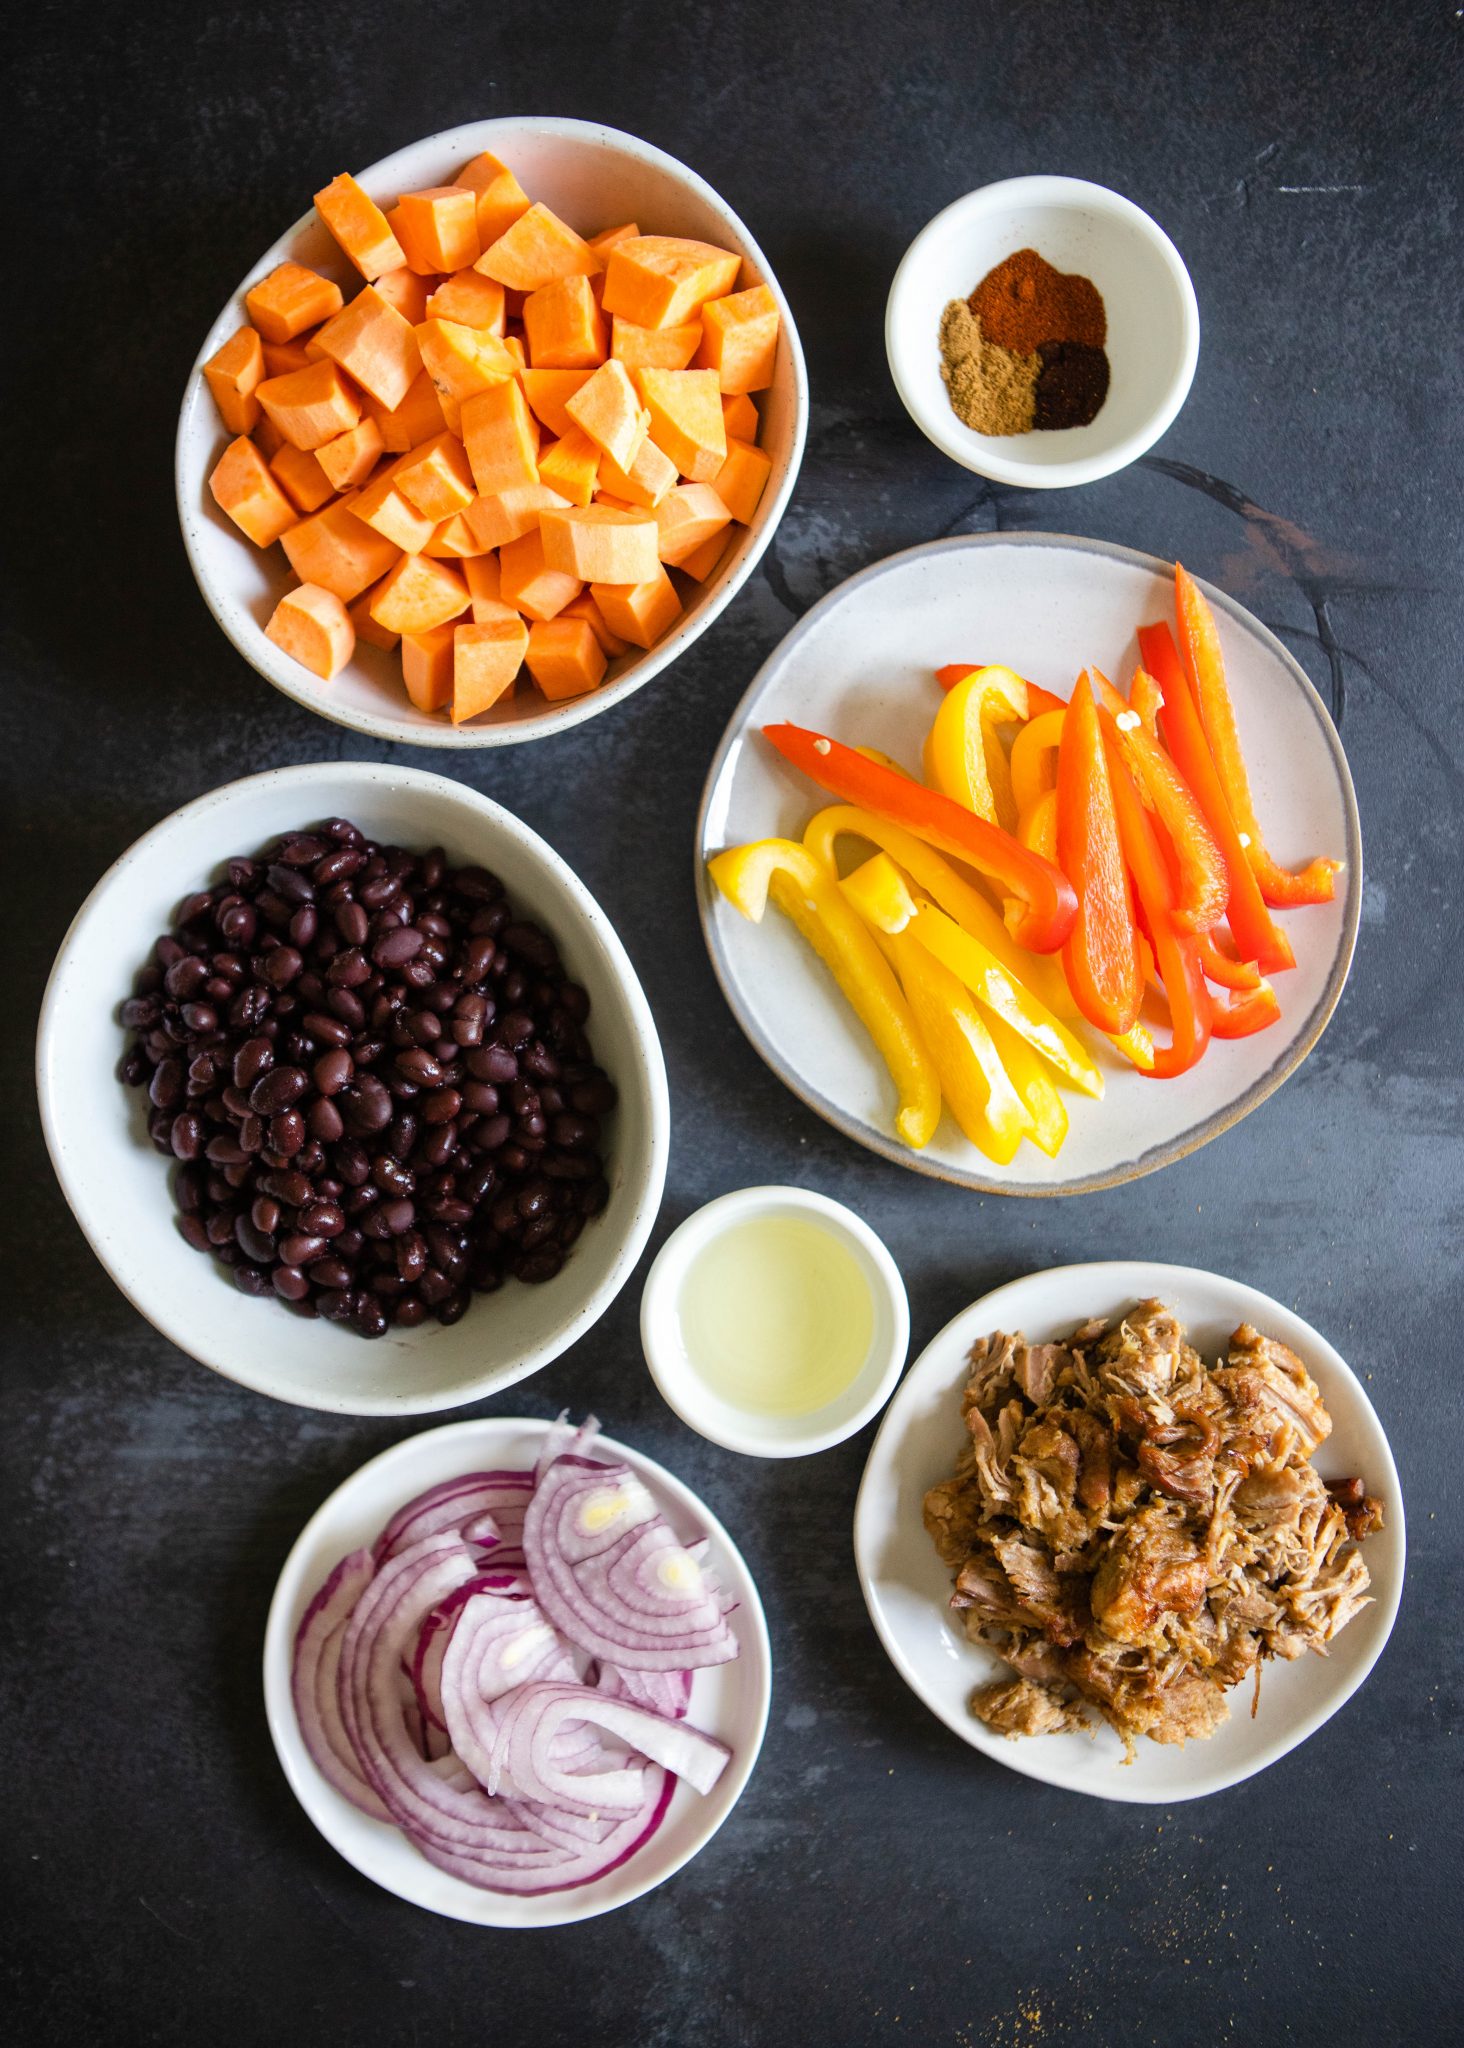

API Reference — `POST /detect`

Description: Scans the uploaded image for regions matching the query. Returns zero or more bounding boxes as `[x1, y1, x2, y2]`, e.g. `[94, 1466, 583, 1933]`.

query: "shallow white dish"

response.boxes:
[639, 1184, 909, 1458]
[263, 1416, 771, 1924]
[37, 762, 668, 1414]
[697, 533, 1361, 1195]
[886, 175, 1198, 489]
[855, 1262, 1403, 1803]
[176, 116, 808, 747]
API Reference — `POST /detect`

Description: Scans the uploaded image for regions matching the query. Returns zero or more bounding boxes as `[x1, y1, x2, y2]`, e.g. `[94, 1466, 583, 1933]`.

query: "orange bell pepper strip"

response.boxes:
[761, 723, 1078, 954]
[1210, 981, 1281, 1039]
[1055, 675, 1143, 1036]
[1194, 926, 1261, 992]
[1009, 710, 1066, 824]
[1105, 733, 1213, 1078]
[1129, 668, 1164, 735]
[1174, 565, 1342, 908]
[1092, 668, 1227, 934]
[1139, 622, 1297, 976]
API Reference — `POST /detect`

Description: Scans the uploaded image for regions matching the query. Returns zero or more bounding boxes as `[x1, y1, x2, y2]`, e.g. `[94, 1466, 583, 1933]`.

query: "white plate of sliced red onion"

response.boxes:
[264, 1415, 771, 1924]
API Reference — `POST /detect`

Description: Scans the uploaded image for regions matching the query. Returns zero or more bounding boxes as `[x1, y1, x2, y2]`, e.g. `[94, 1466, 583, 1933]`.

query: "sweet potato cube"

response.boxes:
[564, 359, 650, 472]
[712, 436, 773, 525]
[601, 237, 741, 330]
[590, 565, 682, 649]
[362, 371, 446, 454]
[262, 338, 314, 378]
[348, 581, 400, 649]
[498, 527, 583, 621]
[722, 391, 760, 440]
[310, 286, 422, 411]
[373, 268, 432, 323]
[422, 510, 484, 558]
[456, 153, 533, 246]
[265, 583, 355, 678]
[415, 321, 518, 432]
[208, 435, 298, 548]
[475, 203, 601, 292]
[317, 416, 385, 492]
[370, 552, 470, 635]
[314, 173, 406, 280]
[461, 379, 540, 496]
[463, 552, 503, 621]
[596, 432, 678, 510]
[269, 441, 336, 515]
[536, 427, 601, 507]
[695, 284, 780, 393]
[352, 465, 437, 552]
[280, 492, 400, 600]
[203, 325, 264, 434]
[463, 482, 570, 551]
[392, 186, 480, 274]
[654, 483, 732, 567]
[676, 526, 735, 582]
[561, 591, 630, 658]
[425, 270, 506, 333]
[523, 275, 607, 370]
[453, 612, 529, 722]
[393, 431, 476, 521]
[245, 263, 344, 344]
[524, 617, 607, 701]
[257, 360, 363, 451]
[588, 222, 640, 254]
[253, 412, 286, 458]
[521, 369, 594, 439]
[540, 504, 659, 584]
[636, 368, 727, 482]
[401, 625, 455, 712]
[611, 316, 702, 373]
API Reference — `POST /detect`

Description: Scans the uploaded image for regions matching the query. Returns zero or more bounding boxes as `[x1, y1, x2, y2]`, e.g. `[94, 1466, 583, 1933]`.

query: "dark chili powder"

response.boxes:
[1033, 340, 1110, 430]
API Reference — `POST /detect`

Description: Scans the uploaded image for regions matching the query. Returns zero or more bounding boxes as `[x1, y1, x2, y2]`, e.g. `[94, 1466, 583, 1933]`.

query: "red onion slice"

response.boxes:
[491, 1681, 732, 1806]
[291, 1547, 389, 1819]
[376, 1472, 534, 1564]
[599, 1662, 694, 1721]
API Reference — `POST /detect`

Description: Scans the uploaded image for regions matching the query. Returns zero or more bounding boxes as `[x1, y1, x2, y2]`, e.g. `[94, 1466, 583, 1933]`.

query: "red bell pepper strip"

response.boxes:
[761, 722, 1078, 953]
[1139, 622, 1297, 975]
[1194, 926, 1262, 992]
[1210, 982, 1282, 1039]
[1092, 668, 1228, 934]
[1055, 674, 1143, 1035]
[1174, 565, 1342, 907]
[1104, 729, 1213, 1078]
[935, 663, 1066, 717]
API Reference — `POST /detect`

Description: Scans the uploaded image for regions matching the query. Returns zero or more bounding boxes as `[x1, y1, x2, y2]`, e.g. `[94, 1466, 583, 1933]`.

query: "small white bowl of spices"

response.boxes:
[640, 1185, 909, 1458]
[886, 175, 1199, 490]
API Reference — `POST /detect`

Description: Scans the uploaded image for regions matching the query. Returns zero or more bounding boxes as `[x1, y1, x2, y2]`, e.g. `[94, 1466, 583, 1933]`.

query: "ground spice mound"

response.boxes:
[969, 247, 1106, 353]
[1034, 339, 1110, 430]
[938, 299, 1036, 436]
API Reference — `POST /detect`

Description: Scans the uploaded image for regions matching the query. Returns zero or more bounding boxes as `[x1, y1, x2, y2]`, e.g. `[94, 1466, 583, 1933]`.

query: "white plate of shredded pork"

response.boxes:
[854, 1262, 1403, 1801]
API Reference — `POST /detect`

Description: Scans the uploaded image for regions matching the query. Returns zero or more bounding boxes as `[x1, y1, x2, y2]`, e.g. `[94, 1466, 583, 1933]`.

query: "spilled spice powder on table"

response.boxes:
[939, 247, 1110, 436]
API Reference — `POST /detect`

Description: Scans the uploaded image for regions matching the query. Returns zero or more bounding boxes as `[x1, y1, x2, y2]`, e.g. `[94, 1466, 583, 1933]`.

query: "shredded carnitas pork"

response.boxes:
[923, 1301, 1383, 1758]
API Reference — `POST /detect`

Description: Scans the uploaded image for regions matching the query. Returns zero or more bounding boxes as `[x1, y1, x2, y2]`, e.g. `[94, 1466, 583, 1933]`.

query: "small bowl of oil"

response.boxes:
[639, 1185, 909, 1458]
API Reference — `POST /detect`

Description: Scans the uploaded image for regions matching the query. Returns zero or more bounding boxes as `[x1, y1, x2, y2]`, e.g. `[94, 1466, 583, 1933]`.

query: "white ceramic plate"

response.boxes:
[263, 1417, 771, 1924]
[697, 534, 1361, 1194]
[854, 1262, 1404, 1803]
[176, 117, 807, 748]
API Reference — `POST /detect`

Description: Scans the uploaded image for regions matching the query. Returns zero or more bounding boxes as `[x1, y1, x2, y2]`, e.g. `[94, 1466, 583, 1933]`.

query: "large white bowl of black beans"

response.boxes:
[37, 762, 669, 1415]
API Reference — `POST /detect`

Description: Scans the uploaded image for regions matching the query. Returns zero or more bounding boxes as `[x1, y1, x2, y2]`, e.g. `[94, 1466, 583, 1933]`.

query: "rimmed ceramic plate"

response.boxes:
[263, 1417, 772, 1925]
[854, 1261, 1403, 1803]
[696, 534, 1361, 1194]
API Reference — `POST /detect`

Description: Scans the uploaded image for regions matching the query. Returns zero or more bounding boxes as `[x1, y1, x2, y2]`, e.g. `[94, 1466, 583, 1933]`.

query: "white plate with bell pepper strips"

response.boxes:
[696, 534, 1361, 1194]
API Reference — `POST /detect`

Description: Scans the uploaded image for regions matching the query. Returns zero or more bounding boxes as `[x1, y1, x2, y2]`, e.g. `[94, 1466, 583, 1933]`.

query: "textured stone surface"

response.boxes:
[5, 2, 1461, 2042]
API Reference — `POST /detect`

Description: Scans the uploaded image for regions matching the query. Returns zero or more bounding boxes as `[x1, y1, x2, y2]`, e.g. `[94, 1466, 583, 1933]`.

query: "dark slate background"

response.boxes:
[6, 2, 1461, 2041]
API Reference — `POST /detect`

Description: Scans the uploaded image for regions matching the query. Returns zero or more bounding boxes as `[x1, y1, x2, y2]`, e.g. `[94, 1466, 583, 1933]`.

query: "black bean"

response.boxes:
[235, 1261, 273, 1296]
[280, 1233, 327, 1267]
[393, 1295, 428, 1329]
[308, 1096, 345, 1143]
[249, 1065, 307, 1115]
[340, 1075, 392, 1134]
[353, 1295, 389, 1339]
[312, 1258, 352, 1291]
[178, 1213, 210, 1253]
[251, 1195, 282, 1235]
[235, 1215, 276, 1264]
[169, 1112, 203, 1161]
[268, 1109, 305, 1157]
[149, 1057, 184, 1110]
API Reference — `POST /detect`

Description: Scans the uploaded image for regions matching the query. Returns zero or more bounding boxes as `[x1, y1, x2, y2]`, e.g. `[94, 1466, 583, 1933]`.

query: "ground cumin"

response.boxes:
[938, 299, 1036, 436]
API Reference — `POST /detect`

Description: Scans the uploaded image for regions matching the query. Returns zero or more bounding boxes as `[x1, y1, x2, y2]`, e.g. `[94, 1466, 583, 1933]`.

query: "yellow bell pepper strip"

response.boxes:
[936, 664, 1068, 718]
[983, 1012, 1069, 1158]
[1209, 980, 1281, 1040]
[762, 723, 1079, 954]
[902, 899, 1105, 1100]
[1010, 710, 1066, 826]
[1104, 732, 1213, 1079]
[1018, 787, 1059, 862]
[1194, 925, 1261, 992]
[1091, 668, 1227, 935]
[1055, 674, 1144, 1037]
[922, 664, 1029, 832]
[864, 925, 1034, 1165]
[1139, 621, 1297, 975]
[706, 838, 940, 1148]
[1174, 564, 1342, 908]
[801, 805, 1077, 1023]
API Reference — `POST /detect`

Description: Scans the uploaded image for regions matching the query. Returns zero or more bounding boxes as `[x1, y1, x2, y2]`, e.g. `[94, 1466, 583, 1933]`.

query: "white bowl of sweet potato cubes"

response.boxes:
[176, 118, 808, 747]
